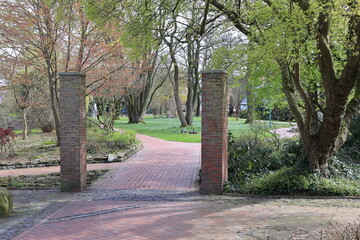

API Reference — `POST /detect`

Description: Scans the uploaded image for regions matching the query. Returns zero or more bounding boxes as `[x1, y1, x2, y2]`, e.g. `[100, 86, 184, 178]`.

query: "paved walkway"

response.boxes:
[91, 135, 200, 191]
[2, 134, 360, 240]
[270, 126, 298, 139]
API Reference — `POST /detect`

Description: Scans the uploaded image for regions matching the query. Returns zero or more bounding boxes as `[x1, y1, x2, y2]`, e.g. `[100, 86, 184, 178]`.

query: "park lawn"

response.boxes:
[114, 116, 292, 143]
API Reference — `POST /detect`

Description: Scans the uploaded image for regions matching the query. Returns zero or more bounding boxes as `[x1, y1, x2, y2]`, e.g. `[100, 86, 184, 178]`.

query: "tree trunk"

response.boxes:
[278, 59, 360, 176]
[125, 93, 146, 124]
[125, 62, 155, 124]
[48, 74, 61, 145]
[245, 84, 255, 124]
[164, 35, 188, 127]
[195, 91, 201, 117]
[127, 105, 145, 124]
[187, 37, 201, 126]
[21, 107, 29, 140]
[172, 59, 188, 127]
[127, 110, 145, 124]
[235, 96, 242, 121]
[208, 0, 360, 177]
[302, 135, 331, 177]
[185, 86, 194, 126]
[173, 63, 188, 127]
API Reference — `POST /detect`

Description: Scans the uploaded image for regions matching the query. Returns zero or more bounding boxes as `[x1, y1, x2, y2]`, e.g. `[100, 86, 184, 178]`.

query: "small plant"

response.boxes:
[42, 140, 57, 145]
[0, 126, 16, 157]
[289, 218, 360, 240]
[86, 126, 137, 154]
[315, 220, 360, 240]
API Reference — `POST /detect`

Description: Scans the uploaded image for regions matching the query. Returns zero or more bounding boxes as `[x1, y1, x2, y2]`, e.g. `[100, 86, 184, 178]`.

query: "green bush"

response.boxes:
[0, 187, 13, 217]
[227, 127, 360, 196]
[243, 167, 360, 196]
[227, 130, 301, 186]
[334, 114, 360, 180]
[328, 157, 360, 181]
[86, 127, 137, 154]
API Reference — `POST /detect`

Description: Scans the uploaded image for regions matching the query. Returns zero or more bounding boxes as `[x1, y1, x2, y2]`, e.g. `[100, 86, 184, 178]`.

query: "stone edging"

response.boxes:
[2, 201, 69, 240]
[0, 143, 143, 170]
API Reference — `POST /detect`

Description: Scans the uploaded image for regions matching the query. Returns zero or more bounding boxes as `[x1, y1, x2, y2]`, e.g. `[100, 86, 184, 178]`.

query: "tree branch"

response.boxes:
[209, 0, 252, 36]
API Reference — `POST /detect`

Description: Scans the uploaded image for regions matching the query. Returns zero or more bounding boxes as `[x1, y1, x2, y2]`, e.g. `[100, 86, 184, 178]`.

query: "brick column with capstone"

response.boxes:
[59, 72, 87, 192]
[201, 70, 228, 194]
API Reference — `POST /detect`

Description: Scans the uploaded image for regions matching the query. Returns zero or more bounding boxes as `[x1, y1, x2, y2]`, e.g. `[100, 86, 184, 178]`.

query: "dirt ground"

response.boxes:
[0, 132, 59, 164]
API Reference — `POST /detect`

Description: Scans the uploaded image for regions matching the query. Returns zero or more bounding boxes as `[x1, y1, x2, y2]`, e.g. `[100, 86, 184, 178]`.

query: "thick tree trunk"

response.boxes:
[279, 59, 359, 176]
[127, 109, 145, 124]
[127, 106, 145, 124]
[125, 64, 155, 124]
[208, 0, 360, 177]
[185, 86, 194, 126]
[125, 93, 147, 124]
[185, 38, 201, 126]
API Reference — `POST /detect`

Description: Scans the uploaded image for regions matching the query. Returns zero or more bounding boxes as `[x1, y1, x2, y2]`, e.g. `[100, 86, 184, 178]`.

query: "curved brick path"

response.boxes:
[91, 134, 200, 191]
[9, 134, 204, 240]
[4, 134, 360, 240]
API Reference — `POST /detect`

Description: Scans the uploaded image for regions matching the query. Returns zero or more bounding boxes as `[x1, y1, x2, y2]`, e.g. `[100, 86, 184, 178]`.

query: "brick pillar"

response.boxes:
[201, 70, 228, 194]
[59, 72, 87, 192]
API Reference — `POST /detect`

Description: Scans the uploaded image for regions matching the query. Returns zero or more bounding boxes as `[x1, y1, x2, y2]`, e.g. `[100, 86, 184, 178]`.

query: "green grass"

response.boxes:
[13, 128, 43, 135]
[114, 116, 292, 143]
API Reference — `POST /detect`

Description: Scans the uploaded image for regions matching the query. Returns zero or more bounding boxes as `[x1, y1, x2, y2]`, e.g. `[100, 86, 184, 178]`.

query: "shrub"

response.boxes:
[0, 187, 13, 217]
[312, 219, 360, 240]
[227, 127, 360, 196]
[334, 114, 360, 180]
[244, 167, 360, 196]
[0, 127, 16, 157]
[86, 127, 137, 154]
[328, 156, 360, 181]
[227, 130, 301, 186]
[289, 218, 360, 240]
[336, 114, 360, 162]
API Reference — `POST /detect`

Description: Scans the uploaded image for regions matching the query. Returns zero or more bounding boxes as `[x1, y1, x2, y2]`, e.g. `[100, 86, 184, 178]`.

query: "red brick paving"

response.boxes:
[11, 134, 206, 239]
[12, 198, 360, 240]
[92, 135, 200, 191]
[13, 201, 241, 240]
[6, 134, 360, 240]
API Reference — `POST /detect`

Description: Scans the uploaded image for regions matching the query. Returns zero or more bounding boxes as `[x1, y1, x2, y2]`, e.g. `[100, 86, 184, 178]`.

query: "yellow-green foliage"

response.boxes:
[245, 167, 360, 196]
[0, 187, 13, 217]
